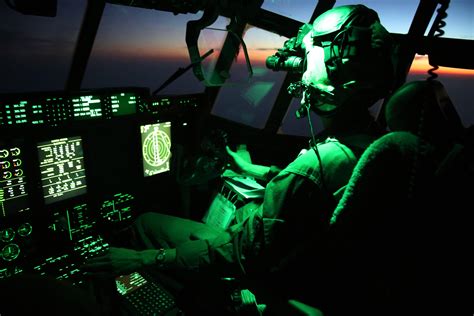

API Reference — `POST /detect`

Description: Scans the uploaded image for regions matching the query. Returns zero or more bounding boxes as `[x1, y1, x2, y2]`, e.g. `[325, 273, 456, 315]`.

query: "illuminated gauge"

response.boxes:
[0, 267, 9, 278]
[14, 169, 23, 177]
[10, 147, 21, 156]
[142, 128, 171, 168]
[0, 161, 10, 169]
[1, 228, 15, 242]
[17, 223, 33, 237]
[1, 243, 20, 261]
[0, 149, 9, 158]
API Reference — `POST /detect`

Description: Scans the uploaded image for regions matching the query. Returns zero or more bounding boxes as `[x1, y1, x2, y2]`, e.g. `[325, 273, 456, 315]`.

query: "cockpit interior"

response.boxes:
[0, 0, 472, 315]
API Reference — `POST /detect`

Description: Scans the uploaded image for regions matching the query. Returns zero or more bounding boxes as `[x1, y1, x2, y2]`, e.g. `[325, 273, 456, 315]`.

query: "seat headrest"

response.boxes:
[385, 80, 464, 146]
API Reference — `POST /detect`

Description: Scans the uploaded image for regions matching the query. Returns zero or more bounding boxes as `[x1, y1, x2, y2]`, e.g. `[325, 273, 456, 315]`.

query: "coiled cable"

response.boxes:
[427, 0, 450, 80]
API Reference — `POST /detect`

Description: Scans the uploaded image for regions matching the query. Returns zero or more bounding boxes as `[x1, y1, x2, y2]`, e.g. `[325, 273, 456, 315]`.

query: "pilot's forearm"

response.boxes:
[244, 164, 282, 182]
[243, 164, 271, 180]
[142, 239, 209, 270]
[227, 145, 281, 181]
[142, 235, 238, 272]
[142, 248, 177, 268]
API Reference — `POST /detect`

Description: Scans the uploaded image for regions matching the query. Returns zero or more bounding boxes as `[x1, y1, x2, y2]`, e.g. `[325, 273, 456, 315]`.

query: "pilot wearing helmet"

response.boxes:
[84, 4, 395, 314]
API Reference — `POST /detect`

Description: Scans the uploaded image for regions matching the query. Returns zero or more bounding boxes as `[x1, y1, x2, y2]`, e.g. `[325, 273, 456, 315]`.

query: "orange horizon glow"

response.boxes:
[92, 45, 190, 61]
[243, 51, 474, 77]
[92, 48, 474, 77]
[409, 55, 474, 76]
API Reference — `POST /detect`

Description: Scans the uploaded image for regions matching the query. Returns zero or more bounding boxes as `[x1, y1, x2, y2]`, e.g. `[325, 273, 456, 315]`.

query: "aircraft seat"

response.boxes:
[384, 79, 465, 152]
[384, 79, 472, 315]
[321, 79, 470, 315]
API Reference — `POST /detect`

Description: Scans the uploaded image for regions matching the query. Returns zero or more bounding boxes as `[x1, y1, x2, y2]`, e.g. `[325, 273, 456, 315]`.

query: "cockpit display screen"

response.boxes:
[37, 136, 87, 204]
[110, 93, 137, 116]
[140, 122, 171, 177]
[72, 95, 102, 120]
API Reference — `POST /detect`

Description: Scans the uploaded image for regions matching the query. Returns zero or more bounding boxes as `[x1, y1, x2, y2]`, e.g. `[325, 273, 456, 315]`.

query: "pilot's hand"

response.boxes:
[81, 247, 156, 276]
[225, 145, 252, 176]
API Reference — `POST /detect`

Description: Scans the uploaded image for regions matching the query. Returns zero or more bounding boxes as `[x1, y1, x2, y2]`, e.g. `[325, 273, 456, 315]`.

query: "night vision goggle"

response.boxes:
[265, 23, 312, 73]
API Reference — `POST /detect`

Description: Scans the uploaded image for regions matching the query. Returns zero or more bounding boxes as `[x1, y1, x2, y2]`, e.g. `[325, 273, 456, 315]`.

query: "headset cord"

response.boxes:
[307, 106, 328, 193]
[427, 0, 450, 81]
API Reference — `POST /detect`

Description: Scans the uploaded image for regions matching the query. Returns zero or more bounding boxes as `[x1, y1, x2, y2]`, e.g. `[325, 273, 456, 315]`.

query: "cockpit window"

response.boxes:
[405, 0, 474, 128]
[335, 0, 420, 34]
[408, 54, 474, 128]
[438, 1, 473, 40]
[81, 4, 214, 94]
[211, 26, 287, 129]
[0, 0, 87, 93]
[261, 0, 317, 22]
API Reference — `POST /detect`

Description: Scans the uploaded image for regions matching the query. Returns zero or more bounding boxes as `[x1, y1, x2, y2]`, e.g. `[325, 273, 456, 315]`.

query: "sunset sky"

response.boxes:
[0, 0, 472, 129]
[1, 1, 472, 77]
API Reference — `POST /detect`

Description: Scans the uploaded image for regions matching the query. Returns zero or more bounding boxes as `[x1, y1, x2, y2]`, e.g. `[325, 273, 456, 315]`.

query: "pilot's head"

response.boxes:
[299, 4, 395, 118]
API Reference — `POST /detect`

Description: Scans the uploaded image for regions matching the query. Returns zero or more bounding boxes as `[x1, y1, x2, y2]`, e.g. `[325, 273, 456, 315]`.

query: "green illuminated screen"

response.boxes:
[140, 122, 171, 177]
[72, 95, 102, 120]
[0, 100, 28, 125]
[37, 136, 87, 204]
[110, 93, 137, 116]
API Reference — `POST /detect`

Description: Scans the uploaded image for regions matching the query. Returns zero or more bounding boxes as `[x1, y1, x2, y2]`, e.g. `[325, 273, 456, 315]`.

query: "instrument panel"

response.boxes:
[0, 87, 204, 281]
[0, 87, 148, 127]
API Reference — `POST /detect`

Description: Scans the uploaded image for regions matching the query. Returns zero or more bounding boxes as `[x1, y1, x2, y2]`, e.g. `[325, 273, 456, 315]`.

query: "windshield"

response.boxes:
[1, 0, 473, 129]
[82, 3, 211, 95]
[0, 0, 87, 93]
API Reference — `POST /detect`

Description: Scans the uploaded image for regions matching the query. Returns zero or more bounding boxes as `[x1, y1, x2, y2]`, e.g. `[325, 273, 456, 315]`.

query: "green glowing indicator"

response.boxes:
[0, 189, 5, 217]
[110, 93, 137, 116]
[140, 122, 171, 177]
[0, 143, 29, 217]
[72, 95, 102, 120]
